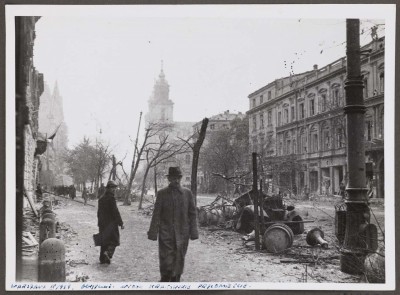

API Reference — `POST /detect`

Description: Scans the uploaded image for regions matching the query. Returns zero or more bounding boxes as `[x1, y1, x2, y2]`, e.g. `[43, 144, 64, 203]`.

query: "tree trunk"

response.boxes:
[138, 164, 152, 209]
[154, 166, 158, 196]
[124, 112, 143, 205]
[191, 118, 209, 206]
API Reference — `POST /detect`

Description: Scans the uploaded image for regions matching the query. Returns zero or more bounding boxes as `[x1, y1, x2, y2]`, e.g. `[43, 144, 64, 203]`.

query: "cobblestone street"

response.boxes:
[52, 194, 370, 283]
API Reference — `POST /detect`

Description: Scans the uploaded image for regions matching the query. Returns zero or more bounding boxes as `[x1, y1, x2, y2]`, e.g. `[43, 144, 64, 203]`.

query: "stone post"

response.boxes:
[38, 238, 66, 282]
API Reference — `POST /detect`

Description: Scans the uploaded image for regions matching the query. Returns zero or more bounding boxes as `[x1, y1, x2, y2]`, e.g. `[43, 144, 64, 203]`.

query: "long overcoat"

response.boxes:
[97, 190, 123, 246]
[148, 184, 198, 276]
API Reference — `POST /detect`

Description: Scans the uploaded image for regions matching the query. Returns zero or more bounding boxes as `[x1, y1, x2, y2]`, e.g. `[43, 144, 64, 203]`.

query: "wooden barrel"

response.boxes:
[198, 208, 208, 226]
[262, 223, 294, 253]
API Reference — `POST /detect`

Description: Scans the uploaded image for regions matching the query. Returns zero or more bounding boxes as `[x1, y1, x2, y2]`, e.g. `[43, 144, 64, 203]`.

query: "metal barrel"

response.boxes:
[262, 223, 294, 253]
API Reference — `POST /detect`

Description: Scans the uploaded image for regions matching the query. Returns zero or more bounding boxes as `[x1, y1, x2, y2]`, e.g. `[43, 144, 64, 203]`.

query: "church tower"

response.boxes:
[145, 61, 174, 126]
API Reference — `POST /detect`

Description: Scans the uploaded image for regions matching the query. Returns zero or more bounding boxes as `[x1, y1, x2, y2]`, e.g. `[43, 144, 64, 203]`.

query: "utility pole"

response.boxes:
[252, 152, 260, 250]
[340, 19, 370, 274]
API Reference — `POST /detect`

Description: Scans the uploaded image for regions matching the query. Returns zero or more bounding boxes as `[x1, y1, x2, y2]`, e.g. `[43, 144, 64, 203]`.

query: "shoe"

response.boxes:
[103, 252, 111, 264]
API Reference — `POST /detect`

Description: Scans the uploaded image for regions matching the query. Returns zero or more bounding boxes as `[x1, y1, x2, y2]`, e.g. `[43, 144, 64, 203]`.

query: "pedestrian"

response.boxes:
[339, 182, 346, 200]
[97, 180, 124, 264]
[82, 186, 88, 205]
[147, 167, 198, 282]
[98, 183, 105, 199]
[69, 185, 76, 200]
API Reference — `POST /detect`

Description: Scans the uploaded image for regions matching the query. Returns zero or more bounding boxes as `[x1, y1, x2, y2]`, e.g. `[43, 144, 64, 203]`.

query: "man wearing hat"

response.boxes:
[148, 167, 199, 282]
[97, 180, 124, 264]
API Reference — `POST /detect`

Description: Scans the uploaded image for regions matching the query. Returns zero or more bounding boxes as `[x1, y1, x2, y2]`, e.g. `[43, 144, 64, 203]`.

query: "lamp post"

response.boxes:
[340, 19, 370, 274]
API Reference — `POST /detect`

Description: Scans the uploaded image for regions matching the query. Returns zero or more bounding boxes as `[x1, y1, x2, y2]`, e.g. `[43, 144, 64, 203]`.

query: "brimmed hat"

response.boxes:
[106, 180, 118, 188]
[166, 167, 182, 177]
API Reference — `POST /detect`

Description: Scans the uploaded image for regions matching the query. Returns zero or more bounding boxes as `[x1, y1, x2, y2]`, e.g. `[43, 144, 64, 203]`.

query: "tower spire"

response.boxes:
[159, 60, 165, 78]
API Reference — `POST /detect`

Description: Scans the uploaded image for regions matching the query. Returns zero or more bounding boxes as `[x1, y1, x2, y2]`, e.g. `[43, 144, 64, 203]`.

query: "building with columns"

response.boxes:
[247, 37, 385, 198]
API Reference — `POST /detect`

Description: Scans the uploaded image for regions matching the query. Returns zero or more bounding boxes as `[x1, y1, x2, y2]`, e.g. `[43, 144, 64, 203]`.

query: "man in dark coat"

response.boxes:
[98, 183, 105, 199]
[148, 167, 199, 282]
[97, 180, 124, 264]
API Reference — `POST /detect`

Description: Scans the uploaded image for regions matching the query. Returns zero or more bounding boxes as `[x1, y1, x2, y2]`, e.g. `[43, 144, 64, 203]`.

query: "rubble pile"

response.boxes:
[22, 207, 40, 256]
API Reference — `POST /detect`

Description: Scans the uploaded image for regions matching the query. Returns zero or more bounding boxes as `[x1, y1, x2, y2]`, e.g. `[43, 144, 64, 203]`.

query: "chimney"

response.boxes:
[313, 64, 318, 70]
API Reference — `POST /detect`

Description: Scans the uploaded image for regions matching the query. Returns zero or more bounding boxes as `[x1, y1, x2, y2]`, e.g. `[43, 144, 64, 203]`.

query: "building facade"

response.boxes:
[247, 37, 385, 198]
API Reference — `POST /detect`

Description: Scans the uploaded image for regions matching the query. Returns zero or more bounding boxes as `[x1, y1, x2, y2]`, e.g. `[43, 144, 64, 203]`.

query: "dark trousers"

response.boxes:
[160, 274, 181, 282]
[99, 245, 116, 263]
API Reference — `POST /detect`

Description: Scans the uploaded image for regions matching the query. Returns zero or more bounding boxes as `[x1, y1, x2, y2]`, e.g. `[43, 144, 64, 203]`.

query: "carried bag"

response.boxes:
[93, 233, 102, 247]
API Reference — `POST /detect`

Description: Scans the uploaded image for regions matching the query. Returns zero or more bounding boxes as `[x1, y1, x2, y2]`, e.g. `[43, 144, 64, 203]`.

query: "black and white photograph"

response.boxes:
[5, 3, 397, 291]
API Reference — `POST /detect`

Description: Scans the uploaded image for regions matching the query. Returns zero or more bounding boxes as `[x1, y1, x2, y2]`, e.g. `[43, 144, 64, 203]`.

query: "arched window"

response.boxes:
[310, 125, 319, 152]
[378, 63, 384, 93]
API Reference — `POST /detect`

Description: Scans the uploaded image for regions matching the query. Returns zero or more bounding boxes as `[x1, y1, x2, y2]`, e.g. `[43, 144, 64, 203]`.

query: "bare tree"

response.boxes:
[138, 132, 189, 209]
[124, 122, 174, 205]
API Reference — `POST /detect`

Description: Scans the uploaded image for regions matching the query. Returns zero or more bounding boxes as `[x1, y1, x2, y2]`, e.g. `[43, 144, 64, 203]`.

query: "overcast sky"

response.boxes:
[30, 6, 387, 164]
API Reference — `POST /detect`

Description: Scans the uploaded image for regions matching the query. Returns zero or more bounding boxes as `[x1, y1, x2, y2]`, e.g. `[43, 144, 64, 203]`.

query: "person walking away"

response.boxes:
[97, 180, 124, 264]
[82, 186, 88, 205]
[339, 182, 346, 200]
[147, 167, 199, 282]
[98, 183, 105, 199]
[69, 185, 76, 200]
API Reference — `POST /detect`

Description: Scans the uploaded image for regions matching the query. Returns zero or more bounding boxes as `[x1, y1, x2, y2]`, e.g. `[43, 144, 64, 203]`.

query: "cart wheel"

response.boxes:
[287, 215, 304, 235]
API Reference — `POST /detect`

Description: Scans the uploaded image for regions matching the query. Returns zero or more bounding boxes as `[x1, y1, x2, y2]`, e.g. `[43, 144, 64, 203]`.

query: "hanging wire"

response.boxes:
[284, 23, 385, 76]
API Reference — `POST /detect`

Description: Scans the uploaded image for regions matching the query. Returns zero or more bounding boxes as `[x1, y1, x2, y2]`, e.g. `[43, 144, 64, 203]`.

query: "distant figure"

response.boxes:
[69, 185, 76, 200]
[82, 187, 88, 205]
[147, 167, 198, 282]
[339, 182, 346, 200]
[304, 186, 310, 200]
[97, 180, 124, 264]
[98, 183, 105, 199]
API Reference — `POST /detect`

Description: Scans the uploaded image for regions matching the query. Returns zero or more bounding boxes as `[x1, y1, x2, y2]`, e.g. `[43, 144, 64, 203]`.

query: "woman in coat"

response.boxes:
[97, 180, 124, 264]
[147, 167, 198, 282]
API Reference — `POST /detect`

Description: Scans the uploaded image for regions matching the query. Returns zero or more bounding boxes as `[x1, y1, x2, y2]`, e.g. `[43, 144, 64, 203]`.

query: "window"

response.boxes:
[252, 98, 256, 107]
[310, 99, 315, 116]
[267, 110, 272, 125]
[253, 116, 257, 131]
[185, 154, 191, 165]
[332, 87, 340, 106]
[287, 139, 291, 154]
[301, 132, 307, 153]
[379, 73, 384, 93]
[363, 78, 369, 99]
[291, 106, 295, 122]
[278, 112, 282, 126]
[268, 91, 272, 100]
[321, 94, 327, 112]
[210, 124, 215, 130]
[260, 113, 264, 128]
[365, 121, 372, 141]
[324, 131, 330, 149]
[279, 140, 283, 155]
[260, 95, 264, 104]
[283, 109, 288, 124]
[299, 103, 305, 119]
[336, 128, 344, 148]
[312, 134, 318, 152]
